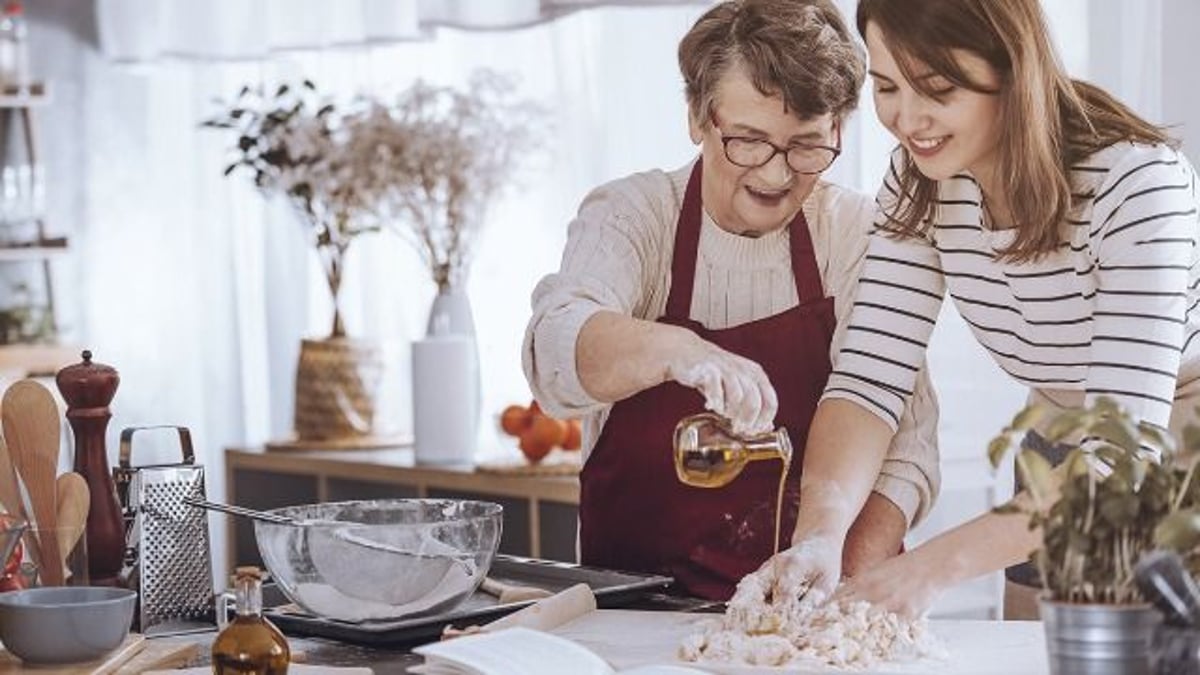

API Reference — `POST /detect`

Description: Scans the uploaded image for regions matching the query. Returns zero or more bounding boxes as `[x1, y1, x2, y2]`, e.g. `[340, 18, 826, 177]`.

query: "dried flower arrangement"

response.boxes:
[988, 397, 1200, 604]
[203, 71, 545, 336]
[356, 70, 546, 290]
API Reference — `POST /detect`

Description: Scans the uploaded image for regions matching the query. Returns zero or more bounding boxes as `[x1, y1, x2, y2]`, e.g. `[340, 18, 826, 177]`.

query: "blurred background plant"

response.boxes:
[989, 397, 1200, 604]
[0, 281, 53, 345]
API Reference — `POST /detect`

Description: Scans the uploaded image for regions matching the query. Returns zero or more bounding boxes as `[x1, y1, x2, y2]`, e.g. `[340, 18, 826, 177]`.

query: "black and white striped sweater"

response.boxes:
[825, 142, 1200, 431]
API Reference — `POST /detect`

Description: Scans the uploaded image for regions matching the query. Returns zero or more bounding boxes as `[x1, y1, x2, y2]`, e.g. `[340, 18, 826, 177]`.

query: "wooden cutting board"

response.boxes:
[0, 634, 145, 674]
[113, 639, 202, 674]
[552, 610, 1050, 674]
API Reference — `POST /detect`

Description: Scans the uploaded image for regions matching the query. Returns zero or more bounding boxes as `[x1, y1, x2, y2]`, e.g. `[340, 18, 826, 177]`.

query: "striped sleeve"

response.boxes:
[1086, 145, 1200, 428]
[822, 151, 946, 431]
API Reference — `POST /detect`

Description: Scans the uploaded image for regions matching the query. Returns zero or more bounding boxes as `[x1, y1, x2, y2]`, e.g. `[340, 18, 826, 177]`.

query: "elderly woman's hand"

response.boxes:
[667, 336, 778, 436]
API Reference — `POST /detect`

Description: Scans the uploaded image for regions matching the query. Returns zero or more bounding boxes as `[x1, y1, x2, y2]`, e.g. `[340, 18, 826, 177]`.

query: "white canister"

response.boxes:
[411, 333, 477, 465]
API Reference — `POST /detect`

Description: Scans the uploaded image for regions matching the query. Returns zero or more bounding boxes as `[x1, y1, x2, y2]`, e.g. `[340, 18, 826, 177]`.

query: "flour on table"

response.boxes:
[679, 572, 945, 669]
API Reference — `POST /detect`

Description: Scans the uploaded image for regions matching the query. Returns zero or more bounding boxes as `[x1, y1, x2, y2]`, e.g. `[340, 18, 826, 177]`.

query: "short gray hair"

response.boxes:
[679, 0, 865, 126]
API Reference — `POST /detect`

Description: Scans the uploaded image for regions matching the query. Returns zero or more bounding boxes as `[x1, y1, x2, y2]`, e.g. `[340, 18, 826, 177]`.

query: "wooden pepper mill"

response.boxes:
[56, 350, 124, 587]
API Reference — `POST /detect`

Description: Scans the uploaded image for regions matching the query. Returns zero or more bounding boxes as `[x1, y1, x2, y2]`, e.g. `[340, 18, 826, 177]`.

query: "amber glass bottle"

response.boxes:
[212, 566, 290, 674]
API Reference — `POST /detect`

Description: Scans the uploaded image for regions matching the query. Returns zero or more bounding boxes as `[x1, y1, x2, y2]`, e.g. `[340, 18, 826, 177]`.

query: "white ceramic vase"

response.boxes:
[426, 285, 478, 338]
[412, 285, 481, 465]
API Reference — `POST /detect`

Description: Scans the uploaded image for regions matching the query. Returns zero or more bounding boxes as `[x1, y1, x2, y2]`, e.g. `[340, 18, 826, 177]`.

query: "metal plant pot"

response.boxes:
[1039, 598, 1161, 675]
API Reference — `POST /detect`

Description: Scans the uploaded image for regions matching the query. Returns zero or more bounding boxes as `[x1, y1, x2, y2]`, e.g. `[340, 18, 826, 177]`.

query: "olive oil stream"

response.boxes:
[674, 415, 794, 553]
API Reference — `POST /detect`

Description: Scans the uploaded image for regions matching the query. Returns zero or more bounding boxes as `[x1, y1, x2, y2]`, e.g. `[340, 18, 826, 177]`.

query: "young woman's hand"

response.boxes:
[834, 552, 942, 619]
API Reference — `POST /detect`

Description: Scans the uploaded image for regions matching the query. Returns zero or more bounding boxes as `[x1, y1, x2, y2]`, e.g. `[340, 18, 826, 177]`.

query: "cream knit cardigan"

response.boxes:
[523, 162, 940, 525]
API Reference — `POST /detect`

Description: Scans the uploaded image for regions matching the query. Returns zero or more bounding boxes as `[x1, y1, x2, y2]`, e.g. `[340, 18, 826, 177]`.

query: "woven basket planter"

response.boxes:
[293, 337, 384, 441]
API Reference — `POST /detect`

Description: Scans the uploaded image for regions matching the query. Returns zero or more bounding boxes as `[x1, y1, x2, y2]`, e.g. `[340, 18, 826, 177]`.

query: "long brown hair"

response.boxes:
[679, 0, 865, 127]
[856, 0, 1175, 262]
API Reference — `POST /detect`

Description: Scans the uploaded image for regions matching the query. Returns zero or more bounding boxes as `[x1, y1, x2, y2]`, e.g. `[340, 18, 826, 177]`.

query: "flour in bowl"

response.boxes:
[679, 571, 945, 669]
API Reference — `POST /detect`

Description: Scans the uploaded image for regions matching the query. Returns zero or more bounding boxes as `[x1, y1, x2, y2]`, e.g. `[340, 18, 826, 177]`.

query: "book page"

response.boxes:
[619, 662, 710, 667]
[412, 627, 614, 675]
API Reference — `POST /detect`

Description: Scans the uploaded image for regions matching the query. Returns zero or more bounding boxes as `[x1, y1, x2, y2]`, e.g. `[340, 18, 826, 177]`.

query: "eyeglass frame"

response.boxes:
[710, 111, 842, 175]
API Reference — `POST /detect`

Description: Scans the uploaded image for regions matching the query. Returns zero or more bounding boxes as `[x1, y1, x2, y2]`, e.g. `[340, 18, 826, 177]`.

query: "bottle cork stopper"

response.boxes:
[233, 566, 263, 580]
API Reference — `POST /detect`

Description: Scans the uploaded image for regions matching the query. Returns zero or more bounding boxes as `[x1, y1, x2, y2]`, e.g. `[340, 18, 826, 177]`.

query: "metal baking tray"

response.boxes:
[263, 554, 673, 646]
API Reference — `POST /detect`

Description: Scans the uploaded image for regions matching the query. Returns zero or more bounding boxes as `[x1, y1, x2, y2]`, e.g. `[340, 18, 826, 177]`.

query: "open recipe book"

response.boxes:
[411, 626, 706, 675]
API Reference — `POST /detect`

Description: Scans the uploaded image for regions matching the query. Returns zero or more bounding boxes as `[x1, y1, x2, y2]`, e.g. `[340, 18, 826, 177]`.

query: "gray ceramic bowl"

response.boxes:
[0, 586, 136, 664]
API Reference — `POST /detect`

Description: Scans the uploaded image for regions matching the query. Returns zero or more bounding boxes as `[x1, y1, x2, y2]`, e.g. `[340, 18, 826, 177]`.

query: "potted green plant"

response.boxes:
[988, 397, 1200, 673]
[204, 81, 391, 442]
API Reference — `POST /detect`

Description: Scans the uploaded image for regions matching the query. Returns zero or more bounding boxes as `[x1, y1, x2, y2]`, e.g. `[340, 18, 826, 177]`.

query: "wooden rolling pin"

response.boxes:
[479, 577, 554, 604]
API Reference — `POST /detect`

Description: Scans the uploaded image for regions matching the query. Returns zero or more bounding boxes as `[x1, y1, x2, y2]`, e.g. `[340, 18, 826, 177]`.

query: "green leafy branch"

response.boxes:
[988, 397, 1200, 604]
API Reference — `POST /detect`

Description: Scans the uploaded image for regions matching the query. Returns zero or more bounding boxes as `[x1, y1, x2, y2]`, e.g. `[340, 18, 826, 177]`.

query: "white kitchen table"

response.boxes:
[553, 609, 1048, 674]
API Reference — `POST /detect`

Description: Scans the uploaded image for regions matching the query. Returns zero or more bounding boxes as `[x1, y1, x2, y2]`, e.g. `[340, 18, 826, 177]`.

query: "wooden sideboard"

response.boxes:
[224, 446, 580, 571]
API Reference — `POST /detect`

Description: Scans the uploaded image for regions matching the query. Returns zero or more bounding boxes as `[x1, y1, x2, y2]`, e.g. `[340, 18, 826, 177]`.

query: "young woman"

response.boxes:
[522, 0, 939, 601]
[761, 0, 1200, 617]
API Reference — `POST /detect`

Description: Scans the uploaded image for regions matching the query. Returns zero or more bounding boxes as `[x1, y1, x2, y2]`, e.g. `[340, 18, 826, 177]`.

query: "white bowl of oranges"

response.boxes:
[499, 401, 581, 464]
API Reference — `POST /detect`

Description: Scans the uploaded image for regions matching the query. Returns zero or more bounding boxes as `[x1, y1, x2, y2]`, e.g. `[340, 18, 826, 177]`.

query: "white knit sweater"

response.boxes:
[522, 162, 941, 525]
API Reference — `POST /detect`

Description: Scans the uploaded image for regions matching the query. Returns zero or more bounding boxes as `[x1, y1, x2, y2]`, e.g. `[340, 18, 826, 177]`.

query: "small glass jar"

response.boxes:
[212, 566, 290, 675]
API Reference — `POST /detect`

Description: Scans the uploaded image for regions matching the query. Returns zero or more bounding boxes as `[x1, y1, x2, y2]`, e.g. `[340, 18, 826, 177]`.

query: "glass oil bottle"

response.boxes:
[212, 566, 290, 674]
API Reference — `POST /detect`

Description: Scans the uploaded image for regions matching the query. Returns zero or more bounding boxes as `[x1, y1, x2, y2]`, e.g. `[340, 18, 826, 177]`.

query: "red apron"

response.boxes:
[579, 161, 836, 600]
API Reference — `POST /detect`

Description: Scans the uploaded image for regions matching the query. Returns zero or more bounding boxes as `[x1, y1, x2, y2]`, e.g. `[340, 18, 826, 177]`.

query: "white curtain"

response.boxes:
[94, 0, 707, 62]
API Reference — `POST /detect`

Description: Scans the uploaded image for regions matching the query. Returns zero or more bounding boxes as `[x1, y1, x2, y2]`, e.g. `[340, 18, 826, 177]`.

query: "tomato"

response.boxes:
[2, 537, 22, 577]
[1, 512, 23, 574]
[0, 571, 27, 592]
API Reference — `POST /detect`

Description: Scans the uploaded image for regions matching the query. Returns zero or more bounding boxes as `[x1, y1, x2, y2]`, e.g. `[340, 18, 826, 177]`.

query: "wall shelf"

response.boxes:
[0, 343, 79, 377]
[0, 81, 65, 359]
[0, 81, 49, 108]
[0, 238, 69, 261]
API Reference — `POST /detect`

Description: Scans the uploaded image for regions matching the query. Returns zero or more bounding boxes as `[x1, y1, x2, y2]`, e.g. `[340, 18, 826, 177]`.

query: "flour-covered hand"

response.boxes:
[668, 338, 777, 436]
[759, 535, 843, 601]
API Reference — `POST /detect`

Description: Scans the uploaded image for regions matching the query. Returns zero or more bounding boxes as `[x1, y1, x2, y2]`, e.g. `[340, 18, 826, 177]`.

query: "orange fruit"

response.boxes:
[562, 419, 582, 451]
[528, 415, 568, 448]
[529, 399, 543, 417]
[500, 404, 532, 436]
[519, 430, 555, 464]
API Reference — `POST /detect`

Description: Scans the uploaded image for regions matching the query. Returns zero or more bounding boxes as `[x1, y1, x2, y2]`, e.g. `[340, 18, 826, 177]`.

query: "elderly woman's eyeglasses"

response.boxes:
[711, 113, 841, 175]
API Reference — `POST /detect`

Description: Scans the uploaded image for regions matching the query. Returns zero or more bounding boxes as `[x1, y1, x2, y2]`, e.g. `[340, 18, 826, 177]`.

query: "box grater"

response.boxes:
[114, 425, 214, 636]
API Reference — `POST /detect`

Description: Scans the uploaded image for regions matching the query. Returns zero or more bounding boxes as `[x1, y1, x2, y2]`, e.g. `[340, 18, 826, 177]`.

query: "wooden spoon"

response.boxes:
[55, 471, 89, 570]
[2, 379, 63, 585]
[0, 431, 25, 522]
[0, 422, 42, 573]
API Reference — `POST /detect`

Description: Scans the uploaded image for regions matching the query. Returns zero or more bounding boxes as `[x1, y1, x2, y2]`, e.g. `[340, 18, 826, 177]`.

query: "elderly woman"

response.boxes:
[521, 0, 939, 601]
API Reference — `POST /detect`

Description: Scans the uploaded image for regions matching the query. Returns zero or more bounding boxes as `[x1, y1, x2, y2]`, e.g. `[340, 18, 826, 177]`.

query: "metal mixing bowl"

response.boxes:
[253, 498, 502, 623]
